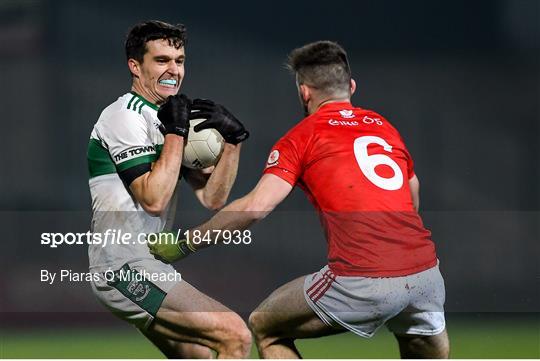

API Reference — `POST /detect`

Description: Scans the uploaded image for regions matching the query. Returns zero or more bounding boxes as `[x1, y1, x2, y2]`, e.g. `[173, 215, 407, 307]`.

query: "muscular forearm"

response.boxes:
[147, 174, 292, 261]
[133, 134, 183, 215]
[201, 143, 241, 209]
[189, 193, 266, 250]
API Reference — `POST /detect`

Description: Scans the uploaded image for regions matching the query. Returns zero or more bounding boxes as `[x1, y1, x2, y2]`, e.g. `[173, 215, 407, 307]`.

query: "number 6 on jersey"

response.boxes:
[353, 136, 404, 191]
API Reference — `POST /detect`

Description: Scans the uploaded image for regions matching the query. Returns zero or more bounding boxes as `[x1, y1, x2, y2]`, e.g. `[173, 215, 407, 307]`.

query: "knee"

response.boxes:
[248, 311, 267, 341]
[171, 343, 213, 359]
[217, 316, 252, 358]
[399, 331, 450, 359]
[436, 332, 450, 358]
[249, 310, 278, 350]
[233, 325, 253, 358]
[427, 329, 450, 358]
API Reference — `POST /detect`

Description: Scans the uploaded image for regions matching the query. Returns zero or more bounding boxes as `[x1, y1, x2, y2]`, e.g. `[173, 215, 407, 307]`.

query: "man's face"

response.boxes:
[135, 39, 185, 104]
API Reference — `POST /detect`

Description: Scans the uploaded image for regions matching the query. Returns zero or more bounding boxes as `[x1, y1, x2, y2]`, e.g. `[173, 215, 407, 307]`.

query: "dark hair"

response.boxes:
[125, 20, 187, 63]
[286, 41, 351, 96]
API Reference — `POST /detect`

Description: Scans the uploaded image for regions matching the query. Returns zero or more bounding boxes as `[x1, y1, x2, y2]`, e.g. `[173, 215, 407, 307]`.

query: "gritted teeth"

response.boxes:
[159, 79, 177, 86]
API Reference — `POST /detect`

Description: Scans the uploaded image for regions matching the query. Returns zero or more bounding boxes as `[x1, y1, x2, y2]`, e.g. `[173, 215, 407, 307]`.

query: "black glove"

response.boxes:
[189, 99, 249, 144]
[157, 94, 191, 137]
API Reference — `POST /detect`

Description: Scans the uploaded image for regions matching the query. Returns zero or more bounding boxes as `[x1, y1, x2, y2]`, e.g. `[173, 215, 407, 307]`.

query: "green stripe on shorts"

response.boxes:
[107, 263, 166, 317]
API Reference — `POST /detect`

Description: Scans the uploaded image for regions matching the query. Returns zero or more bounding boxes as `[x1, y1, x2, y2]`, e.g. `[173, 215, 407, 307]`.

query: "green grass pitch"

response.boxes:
[1, 318, 538, 358]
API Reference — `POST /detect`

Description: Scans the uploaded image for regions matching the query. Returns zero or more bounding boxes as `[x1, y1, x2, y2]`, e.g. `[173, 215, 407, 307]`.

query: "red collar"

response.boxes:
[317, 101, 353, 112]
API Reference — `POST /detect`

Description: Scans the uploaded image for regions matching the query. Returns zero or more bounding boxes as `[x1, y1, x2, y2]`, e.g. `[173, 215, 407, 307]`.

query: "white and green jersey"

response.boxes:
[87, 91, 178, 270]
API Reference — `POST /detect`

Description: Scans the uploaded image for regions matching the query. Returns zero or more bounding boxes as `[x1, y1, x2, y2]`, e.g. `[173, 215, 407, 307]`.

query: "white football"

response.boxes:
[182, 118, 225, 169]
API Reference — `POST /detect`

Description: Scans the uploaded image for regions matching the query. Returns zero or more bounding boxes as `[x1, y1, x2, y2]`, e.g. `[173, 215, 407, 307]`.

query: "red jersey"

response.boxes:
[263, 102, 437, 277]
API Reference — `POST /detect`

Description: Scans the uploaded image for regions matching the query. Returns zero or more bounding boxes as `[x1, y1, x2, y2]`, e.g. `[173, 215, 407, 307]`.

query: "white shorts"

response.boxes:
[90, 259, 182, 330]
[304, 264, 446, 338]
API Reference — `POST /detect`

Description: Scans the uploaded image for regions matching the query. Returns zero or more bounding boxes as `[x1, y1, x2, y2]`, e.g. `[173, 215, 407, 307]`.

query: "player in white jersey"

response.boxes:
[87, 21, 252, 358]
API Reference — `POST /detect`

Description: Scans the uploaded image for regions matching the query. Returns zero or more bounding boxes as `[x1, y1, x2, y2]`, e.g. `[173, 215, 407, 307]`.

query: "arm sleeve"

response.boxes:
[263, 127, 309, 187]
[98, 111, 158, 185]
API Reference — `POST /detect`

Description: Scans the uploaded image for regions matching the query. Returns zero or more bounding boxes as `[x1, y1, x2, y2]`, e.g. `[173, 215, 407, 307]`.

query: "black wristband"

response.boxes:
[226, 130, 249, 145]
[160, 124, 189, 137]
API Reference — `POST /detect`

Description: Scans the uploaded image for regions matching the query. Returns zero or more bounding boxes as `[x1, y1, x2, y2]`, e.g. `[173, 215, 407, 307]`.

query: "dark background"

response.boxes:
[0, 0, 538, 326]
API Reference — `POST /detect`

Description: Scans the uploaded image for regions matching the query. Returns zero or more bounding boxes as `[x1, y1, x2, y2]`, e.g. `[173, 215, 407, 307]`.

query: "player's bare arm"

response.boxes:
[409, 174, 420, 211]
[192, 173, 293, 247]
[130, 134, 184, 216]
[182, 98, 248, 210]
[148, 174, 292, 261]
[130, 94, 191, 216]
[184, 142, 242, 210]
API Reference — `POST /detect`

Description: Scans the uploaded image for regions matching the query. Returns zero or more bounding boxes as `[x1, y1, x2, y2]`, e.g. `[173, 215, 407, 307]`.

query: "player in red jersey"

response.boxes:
[149, 41, 449, 358]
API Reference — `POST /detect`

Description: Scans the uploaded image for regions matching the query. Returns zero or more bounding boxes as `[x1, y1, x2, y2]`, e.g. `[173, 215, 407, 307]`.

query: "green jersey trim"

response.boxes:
[88, 138, 164, 179]
[116, 154, 157, 172]
[88, 139, 116, 178]
[128, 91, 160, 111]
